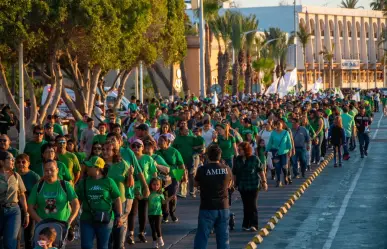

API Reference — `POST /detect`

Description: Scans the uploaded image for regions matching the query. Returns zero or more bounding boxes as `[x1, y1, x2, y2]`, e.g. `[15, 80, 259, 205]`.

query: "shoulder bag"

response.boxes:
[270, 132, 287, 164]
[83, 178, 112, 224]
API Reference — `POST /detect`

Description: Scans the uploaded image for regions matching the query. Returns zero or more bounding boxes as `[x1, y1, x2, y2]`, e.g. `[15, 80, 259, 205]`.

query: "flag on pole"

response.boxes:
[212, 92, 218, 106]
[334, 87, 344, 99]
[352, 91, 360, 102]
[277, 77, 287, 98]
[311, 77, 322, 94]
[284, 68, 298, 88]
[265, 78, 279, 96]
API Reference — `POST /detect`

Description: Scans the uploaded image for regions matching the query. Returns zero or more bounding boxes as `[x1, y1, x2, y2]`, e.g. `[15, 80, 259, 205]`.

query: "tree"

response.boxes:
[319, 44, 335, 89]
[264, 27, 289, 78]
[229, 12, 243, 96]
[339, 0, 364, 9]
[370, 0, 386, 10]
[243, 15, 259, 94]
[297, 23, 312, 91]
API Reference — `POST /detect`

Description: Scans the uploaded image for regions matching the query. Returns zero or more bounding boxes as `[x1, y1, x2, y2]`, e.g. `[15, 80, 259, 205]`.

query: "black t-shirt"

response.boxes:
[195, 163, 232, 210]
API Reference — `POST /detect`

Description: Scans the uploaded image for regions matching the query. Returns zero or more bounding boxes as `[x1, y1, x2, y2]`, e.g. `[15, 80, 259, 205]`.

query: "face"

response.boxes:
[88, 121, 94, 128]
[16, 157, 30, 173]
[86, 166, 99, 178]
[151, 119, 158, 128]
[237, 146, 245, 156]
[34, 129, 44, 142]
[66, 142, 74, 152]
[135, 129, 144, 137]
[106, 136, 120, 150]
[43, 147, 56, 160]
[43, 162, 58, 181]
[216, 126, 225, 135]
[260, 140, 265, 147]
[83, 115, 89, 122]
[181, 128, 189, 136]
[131, 142, 143, 155]
[151, 180, 161, 191]
[158, 138, 168, 150]
[102, 144, 114, 159]
[98, 125, 106, 134]
[56, 138, 66, 151]
[38, 235, 52, 246]
[143, 144, 154, 155]
[179, 121, 187, 129]
[92, 144, 102, 156]
[161, 124, 169, 133]
[275, 122, 283, 130]
[0, 135, 10, 150]
[113, 127, 121, 134]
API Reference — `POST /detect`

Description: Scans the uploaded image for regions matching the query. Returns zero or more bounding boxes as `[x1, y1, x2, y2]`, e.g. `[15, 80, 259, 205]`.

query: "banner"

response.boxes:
[277, 77, 287, 98]
[211, 92, 218, 106]
[284, 68, 298, 88]
[311, 77, 322, 94]
[265, 78, 279, 96]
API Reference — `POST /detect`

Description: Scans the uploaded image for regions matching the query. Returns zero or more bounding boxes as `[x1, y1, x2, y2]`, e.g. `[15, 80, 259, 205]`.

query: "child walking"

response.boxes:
[148, 178, 165, 249]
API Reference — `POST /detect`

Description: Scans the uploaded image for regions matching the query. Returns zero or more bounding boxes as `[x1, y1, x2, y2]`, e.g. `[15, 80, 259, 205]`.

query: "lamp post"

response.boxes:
[198, 0, 206, 97]
[18, 43, 25, 152]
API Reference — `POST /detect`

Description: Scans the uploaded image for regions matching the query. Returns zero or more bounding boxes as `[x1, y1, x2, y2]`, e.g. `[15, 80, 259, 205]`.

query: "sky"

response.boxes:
[235, 0, 372, 9]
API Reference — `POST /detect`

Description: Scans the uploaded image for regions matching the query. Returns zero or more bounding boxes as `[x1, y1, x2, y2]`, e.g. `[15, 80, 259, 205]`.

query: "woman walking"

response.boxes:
[232, 142, 268, 231]
[328, 116, 346, 168]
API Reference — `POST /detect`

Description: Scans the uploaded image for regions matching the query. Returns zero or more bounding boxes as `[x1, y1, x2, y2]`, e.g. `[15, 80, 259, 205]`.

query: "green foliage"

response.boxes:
[252, 57, 275, 85]
[339, 0, 364, 8]
[296, 23, 312, 52]
[370, 0, 386, 10]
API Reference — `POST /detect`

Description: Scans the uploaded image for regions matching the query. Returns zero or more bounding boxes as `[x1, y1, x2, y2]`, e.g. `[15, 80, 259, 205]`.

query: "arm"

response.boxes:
[315, 118, 324, 136]
[28, 204, 42, 223]
[68, 199, 80, 225]
[259, 171, 268, 191]
[73, 171, 80, 185]
[137, 173, 150, 198]
[19, 193, 29, 228]
[113, 197, 123, 227]
[125, 166, 134, 188]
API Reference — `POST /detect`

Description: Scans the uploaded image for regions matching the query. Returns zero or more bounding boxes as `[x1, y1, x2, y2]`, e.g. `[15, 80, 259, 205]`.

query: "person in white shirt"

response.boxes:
[201, 120, 215, 148]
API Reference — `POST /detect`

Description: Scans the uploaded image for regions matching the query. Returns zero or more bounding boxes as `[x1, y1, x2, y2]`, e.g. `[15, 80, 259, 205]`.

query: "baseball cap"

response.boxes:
[132, 139, 144, 146]
[84, 156, 105, 169]
[136, 124, 149, 131]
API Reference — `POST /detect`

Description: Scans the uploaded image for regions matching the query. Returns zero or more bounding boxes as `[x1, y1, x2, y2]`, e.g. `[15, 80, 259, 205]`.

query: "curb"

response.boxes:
[244, 153, 334, 249]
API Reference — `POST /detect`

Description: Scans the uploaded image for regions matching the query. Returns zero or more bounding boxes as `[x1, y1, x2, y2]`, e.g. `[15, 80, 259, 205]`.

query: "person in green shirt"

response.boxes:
[56, 136, 81, 184]
[73, 114, 88, 144]
[147, 178, 165, 248]
[240, 118, 259, 141]
[214, 123, 238, 168]
[0, 134, 19, 157]
[148, 98, 159, 120]
[93, 123, 107, 144]
[53, 114, 65, 136]
[127, 139, 158, 243]
[27, 160, 79, 224]
[102, 142, 134, 249]
[155, 135, 186, 223]
[128, 96, 138, 112]
[24, 125, 47, 174]
[75, 156, 123, 249]
[66, 139, 87, 164]
[341, 106, 355, 159]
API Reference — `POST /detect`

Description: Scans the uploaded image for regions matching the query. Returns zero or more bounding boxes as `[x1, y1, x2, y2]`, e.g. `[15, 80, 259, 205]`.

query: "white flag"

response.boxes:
[311, 77, 322, 94]
[352, 91, 360, 102]
[277, 77, 287, 98]
[212, 92, 218, 106]
[284, 68, 298, 88]
[265, 78, 279, 96]
[335, 87, 344, 99]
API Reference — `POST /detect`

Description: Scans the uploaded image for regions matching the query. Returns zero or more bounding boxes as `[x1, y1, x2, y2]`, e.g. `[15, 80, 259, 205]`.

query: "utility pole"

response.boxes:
[199, 0, 206, 97]
[294, 0, 298, 70]
[18, 43, 25, 152]
[139, 61, 143, 103]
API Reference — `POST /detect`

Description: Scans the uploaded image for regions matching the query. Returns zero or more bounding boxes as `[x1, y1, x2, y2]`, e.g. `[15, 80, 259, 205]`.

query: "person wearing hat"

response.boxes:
[80, 118, 99, 156]
[76, 156, 123, 249]
[43, 123, 58, 145]
[128, 123, 150, 145]
[23, 125, 47, 175]
[0, 151, 29, 249]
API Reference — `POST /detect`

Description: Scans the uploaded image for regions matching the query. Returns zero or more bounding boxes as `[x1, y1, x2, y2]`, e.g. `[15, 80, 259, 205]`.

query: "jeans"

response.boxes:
[148, 215, 162, 241]
[111, 199, 132, 249]
[343, 137, 350, 155]
[193, 209, 230, 249]
[306, 141, 312, 165]
[311, 134, 323, 163]
[80, 220, 113, 249]
[321, 136, 327, 158]
[128, 199, 147, 235]
[239, 189, 259, 229]
[333, 145, 342, 164]
[291, 148, 307, 176]
[358, 132, 370, 156]
[0, 206, 21, 249]
[272, 154, 288, 183]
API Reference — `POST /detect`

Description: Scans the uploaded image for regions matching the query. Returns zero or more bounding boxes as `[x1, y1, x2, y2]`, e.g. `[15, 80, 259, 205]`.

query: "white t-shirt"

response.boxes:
[202, 128, 215, 147]
[258, 129, 272, 147]
[149, 127, 158, 137]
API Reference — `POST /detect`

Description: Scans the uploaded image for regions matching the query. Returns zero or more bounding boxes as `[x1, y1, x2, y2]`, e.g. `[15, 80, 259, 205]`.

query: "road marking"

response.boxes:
[322, 113, 383, 249]
[372, 113, 384, 139]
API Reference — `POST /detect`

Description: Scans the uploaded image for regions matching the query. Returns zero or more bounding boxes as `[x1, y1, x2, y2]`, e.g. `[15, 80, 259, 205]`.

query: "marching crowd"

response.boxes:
[0, 88, 384, 249]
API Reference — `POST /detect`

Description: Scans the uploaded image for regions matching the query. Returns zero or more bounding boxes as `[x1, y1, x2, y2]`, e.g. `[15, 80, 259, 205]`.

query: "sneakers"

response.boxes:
[334, 163, 338, 168]
[276, 181, 282, 187]
[153, 241, 159, 249]
[190, 192, 196, 198]
[127, 235, 135, 245]
[162, 217, 169, 223]
[176, 193, 187, 198]
[250, 227, 258, 232]
[171, 216, 179, 223]
[364, 151, 368, 156]
[157, 237, 164, 247]
[242, 227, 251, 231]
[307, 165, 311, 171]
[138, 233, 147, 243]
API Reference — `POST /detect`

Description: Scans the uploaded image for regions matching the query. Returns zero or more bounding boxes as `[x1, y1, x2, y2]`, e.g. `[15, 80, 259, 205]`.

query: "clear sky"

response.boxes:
[235, 0, 372, 9]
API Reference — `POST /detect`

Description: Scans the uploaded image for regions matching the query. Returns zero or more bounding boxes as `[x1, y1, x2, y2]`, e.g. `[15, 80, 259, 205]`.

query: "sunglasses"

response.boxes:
[93, 147, 102, 150]
[0, 139, 7, 143]
[131, 144, 142, 149]
[34, 132, 44, 135]
[6, 156, 15, 161]
[16, 160, 27, 164]
[57, 141, 66, 145]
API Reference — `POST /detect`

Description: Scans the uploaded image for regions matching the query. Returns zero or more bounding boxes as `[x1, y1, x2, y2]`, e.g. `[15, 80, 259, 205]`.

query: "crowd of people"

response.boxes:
[0, 88, 384, 249]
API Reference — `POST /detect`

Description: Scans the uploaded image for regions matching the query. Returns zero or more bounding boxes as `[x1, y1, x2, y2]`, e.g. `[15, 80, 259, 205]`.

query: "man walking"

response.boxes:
[341, 107, 355, 160]
[355, 107, 372, 158]
[194, 144, 232, 249]
[291, 118, 310, 178]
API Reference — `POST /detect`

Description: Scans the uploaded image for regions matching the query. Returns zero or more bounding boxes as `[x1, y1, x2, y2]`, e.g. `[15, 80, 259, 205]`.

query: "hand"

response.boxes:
[261, 182, 268, 191]
[128, 166, 134, 175]
[115, 217, 123, 228]
[23, 214, 30, 228]
[142, 187, 150, 198]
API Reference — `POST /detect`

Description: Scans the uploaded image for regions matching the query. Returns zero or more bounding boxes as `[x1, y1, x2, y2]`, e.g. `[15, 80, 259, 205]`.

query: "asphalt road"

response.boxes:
[260, 112, 387, 249]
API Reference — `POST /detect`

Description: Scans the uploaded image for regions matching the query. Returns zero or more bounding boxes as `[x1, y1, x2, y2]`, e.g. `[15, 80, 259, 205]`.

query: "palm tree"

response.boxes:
[297, 23, 312, 91]
[339, 0, 364, 9]
[370, 0, 386, 10]
[264, 27, 288, 78]
[243, 15, 259, 94]
[319, 44, 335, 89]
[230, 12, 243, 96]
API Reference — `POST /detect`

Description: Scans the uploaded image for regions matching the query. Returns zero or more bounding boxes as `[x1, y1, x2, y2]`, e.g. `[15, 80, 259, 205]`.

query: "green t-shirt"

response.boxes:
[20, 170, 40, 196]
[76, 177, 120, 221]
[28, 180, 77, 222]
[58, 152, 81, 181]
[239, 125, 259, 141]
[107, 161, 130, 202]
[24, 140, 47, 174]
[172, 135, 195, 165]
[381, 97, 387, 106]
[33, 161, 72, 182]
[257, 147, 267, 164]
[155, 147, 184, 179]
[120, 147, 142, 199]
[128, 103, 138, 112]
[148, 103, 158, 119]
[104, 117, 122, 125]
[93, 134, 107, 144]
[193, 136, 205, 153]
[215, 135, 236, 160]
[137, 155, 158, 184]
[229, 119, 243, 131]
[341, 113, 355, 137]
[74, 152, 87, 164]
[53, 123, 64, 136]
[152, 154, 168, 167]
[148, 192, 164, 216]
[75, 121, 88, 142]
[7, 147, 19, 157]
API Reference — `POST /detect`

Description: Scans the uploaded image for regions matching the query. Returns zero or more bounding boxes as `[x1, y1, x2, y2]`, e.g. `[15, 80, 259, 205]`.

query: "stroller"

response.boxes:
[33, 219, 69, 249]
